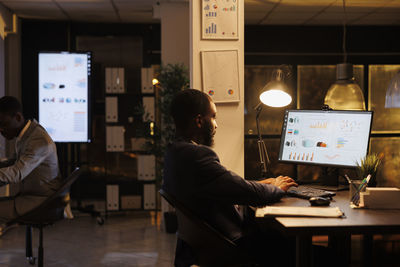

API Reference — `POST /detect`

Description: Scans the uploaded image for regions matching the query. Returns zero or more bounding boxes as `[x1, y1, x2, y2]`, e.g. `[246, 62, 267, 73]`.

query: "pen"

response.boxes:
[351, 174, 371, 205]
[344, 174, 359, 191]
[353, 174, 368, 194]
[351, 174, 371, 204]
[352, 182, 369, 205]
[344, 174, 352, 184]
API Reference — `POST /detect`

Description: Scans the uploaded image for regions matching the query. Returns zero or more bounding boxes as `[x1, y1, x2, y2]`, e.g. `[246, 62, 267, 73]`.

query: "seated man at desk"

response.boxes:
[0, 96, 62, 236]
[162, 89, 297, 266]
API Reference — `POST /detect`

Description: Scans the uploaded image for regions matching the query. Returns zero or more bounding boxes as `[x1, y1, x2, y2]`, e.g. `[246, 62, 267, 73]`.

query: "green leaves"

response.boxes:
[143, 63, 189, 182]
[356, 153, 382, 179]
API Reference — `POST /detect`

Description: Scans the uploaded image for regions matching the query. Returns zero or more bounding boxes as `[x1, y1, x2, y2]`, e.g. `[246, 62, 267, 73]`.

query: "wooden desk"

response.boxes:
[255, 191, 400, 267]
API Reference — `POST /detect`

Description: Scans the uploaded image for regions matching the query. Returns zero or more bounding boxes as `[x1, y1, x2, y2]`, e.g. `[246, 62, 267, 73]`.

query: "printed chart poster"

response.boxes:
[38, 52, 91, 142]
[202, 0, 238, 40]
[201, 50, 240, 103]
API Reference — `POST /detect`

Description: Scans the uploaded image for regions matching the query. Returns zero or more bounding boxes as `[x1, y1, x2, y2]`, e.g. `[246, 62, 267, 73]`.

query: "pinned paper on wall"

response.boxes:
[201, 50, 240, 103]
[202, 0, 238, 40]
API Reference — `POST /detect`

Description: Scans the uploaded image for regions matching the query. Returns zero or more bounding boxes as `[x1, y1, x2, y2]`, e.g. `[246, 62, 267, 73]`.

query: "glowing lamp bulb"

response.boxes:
[260, 90, 292, 107]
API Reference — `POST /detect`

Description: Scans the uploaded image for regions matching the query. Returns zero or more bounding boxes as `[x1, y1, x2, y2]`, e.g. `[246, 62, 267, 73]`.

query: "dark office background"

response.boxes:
[19, 20, 400, 191]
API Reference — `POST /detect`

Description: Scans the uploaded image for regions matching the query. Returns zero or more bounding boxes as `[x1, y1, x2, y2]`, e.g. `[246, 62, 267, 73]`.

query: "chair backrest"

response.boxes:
[13, 167, 82, 224]
[159, 189, 250, 267]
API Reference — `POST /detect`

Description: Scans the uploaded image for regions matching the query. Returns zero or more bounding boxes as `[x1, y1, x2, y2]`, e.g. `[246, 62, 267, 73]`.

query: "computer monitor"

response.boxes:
[278, 109, 373, 168]
[38, 51, 91, 143]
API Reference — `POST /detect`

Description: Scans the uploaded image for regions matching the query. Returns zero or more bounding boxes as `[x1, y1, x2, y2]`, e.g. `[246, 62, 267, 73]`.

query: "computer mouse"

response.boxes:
[309, 197, 331, 206]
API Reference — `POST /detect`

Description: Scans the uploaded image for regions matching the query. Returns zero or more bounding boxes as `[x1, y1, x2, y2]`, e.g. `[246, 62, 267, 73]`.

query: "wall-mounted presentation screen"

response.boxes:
[38, 52, 91, 142]
[278, 110, 373, 168]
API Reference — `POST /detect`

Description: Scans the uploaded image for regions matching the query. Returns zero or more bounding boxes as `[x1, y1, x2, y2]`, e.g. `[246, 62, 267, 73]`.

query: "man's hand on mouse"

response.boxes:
[258, 175, 298, 191]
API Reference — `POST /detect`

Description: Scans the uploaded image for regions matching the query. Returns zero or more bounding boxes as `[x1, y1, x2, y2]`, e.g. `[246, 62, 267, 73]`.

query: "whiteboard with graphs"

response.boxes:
[202, 0, 239, 40]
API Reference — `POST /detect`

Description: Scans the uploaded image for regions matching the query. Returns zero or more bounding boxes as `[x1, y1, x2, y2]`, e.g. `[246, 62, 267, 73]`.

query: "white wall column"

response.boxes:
[190, 0, 245, 176]
[160, 2, 190, 67]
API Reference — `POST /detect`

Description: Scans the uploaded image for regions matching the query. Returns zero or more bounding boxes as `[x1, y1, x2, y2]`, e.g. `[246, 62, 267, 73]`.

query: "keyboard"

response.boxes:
[287, 185, 336, 199]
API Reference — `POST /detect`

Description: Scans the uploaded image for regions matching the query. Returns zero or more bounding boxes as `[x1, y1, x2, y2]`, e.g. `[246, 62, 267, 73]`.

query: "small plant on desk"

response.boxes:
[356, 153, 383, 187]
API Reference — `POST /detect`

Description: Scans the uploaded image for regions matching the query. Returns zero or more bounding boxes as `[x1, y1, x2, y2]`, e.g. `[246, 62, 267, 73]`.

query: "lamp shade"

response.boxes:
[260, 89, 292, 107]
[385, 71, 400, 108]
[324, 63, 365, 110]
[259, 69, 292, 108]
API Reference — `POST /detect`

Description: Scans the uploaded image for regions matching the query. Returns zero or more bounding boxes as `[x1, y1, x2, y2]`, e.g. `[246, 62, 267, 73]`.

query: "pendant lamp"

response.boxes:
[324, 0, 365, 111]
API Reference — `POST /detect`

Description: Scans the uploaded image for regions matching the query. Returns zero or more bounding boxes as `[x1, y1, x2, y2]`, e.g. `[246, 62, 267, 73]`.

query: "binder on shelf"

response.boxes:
[131, 138, 147, 151]
[141, 67, 154, 94]
[106, 126, 125, 152]
[105, 67, 112, 93]
[142, 96, 155, 121]
[147, 67, 154, 92]
[138, 155, 156, 181]
[113, 126, 125, 151]
[106, 185, 119, 211]
[116, 68, 125, 93]
[106, 126, 113, 152]
[121, 195, 142, 209]
[105, 97, 118, 122]
[111, 68, 119, 93]
[141, 68, 147, 92]
[143, 184, 156, 210]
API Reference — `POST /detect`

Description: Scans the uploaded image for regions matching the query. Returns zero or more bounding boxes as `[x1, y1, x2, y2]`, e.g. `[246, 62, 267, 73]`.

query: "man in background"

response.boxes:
[0, 96, 62, 236]
[162, 89, 297, 266]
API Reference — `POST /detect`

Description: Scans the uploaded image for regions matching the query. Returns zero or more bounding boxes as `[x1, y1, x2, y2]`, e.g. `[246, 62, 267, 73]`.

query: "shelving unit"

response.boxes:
[103, 66, 158, 217]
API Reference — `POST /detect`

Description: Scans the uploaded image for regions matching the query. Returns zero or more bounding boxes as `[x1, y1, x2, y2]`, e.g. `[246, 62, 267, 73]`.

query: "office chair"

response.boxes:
[159, 189, 253, 267]
[8, 167, 82, 267]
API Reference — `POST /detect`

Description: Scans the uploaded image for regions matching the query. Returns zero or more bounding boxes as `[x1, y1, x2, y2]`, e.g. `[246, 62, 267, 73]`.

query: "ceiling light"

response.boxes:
[324, 0, 365, 111]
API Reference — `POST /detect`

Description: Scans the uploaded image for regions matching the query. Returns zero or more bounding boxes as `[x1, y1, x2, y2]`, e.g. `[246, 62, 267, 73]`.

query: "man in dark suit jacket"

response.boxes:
[162, 89, 297, 267]
[0, 96, 62, 236]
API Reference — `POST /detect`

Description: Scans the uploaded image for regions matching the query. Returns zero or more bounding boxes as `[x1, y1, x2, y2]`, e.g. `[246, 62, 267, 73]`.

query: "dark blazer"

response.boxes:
[162, 138, 285, 241]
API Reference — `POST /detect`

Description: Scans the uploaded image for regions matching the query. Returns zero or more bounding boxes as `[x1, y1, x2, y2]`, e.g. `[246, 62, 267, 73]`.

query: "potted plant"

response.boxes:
[356, 153, 383, 187]
[142, 63, 189, 233]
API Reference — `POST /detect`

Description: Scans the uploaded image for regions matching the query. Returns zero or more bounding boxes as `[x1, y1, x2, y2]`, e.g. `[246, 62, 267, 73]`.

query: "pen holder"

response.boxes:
[349, 180, 367, 206]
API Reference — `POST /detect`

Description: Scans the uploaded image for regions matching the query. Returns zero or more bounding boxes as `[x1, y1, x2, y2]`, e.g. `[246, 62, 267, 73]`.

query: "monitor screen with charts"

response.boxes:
[38, 51, 91, 143]
[278, 110, 373, 168]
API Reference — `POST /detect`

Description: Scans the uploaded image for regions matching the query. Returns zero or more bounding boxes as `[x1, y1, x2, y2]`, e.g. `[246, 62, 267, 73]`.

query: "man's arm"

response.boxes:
[0, 158, 16, 168]
[0, 136, 52, 184]
[193, 146, 293, 206]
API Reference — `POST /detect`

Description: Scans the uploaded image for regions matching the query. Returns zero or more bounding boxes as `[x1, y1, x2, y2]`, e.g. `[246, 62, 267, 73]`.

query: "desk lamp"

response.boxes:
[255, 68, 292, 178]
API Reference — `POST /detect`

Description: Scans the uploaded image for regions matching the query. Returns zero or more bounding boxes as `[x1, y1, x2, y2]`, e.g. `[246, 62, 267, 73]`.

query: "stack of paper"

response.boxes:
[256, 206, 344, 218]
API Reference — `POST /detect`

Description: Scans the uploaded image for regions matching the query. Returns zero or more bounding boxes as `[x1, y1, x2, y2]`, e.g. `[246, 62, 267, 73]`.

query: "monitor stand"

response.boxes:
[311, 167, 349, 192]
